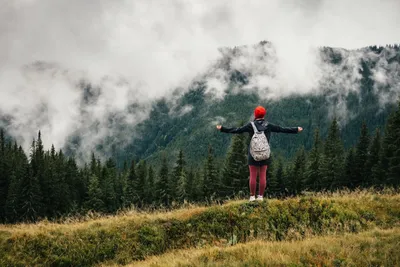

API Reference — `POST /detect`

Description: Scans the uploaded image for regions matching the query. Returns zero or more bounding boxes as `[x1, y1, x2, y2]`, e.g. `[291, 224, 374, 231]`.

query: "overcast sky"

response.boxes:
[0, 0, 399, 156]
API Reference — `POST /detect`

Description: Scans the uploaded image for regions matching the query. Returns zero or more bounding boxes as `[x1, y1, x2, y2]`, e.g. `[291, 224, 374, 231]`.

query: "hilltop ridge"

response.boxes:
[1, 190, 399, 266]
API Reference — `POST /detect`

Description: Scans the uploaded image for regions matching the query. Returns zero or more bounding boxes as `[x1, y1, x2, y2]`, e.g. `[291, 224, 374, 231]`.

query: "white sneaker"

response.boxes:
[249, 196, 256, 202]
[256, 195, 263, 201]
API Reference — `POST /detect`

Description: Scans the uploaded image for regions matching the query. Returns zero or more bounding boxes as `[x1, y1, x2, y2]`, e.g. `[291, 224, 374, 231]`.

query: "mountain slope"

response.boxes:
[113, 44, 399, 167]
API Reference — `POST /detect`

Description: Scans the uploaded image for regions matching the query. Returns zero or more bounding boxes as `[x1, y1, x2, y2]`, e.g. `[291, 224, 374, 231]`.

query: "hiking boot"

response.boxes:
[249, 196, 256, 202]
[256, 195, 263, 201]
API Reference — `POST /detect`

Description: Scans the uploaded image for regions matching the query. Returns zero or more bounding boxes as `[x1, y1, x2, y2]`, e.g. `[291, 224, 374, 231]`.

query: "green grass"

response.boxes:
[0, 191, 399, 266]
[117, 227, 400, 267]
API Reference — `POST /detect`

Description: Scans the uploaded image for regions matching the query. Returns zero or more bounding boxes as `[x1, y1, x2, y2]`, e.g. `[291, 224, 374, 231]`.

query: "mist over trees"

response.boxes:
[0, 100, 399, 223]
[1, 44, 400, 223]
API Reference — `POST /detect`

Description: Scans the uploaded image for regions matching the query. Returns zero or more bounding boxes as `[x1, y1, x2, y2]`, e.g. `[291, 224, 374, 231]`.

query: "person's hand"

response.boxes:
[298, 127, 303, 132]
[216, 125, 222, 130]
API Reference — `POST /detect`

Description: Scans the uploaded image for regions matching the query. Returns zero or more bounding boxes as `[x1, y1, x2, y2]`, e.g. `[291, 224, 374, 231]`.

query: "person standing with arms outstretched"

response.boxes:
[216, 106, 303, 202]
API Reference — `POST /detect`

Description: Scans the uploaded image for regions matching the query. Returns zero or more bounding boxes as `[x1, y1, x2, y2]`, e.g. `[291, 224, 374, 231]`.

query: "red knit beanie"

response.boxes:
[254, 106, 266, 119]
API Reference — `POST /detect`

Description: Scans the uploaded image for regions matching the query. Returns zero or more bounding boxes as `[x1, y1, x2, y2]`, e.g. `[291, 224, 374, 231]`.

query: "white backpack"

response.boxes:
[250, 122, 271, 161]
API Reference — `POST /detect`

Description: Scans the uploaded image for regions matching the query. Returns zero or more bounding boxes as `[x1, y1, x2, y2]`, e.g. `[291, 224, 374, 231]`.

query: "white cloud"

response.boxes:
[0, 0, 399, 158]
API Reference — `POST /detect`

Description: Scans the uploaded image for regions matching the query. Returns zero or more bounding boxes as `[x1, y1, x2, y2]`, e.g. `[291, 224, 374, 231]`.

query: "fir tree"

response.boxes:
[191, 171, 203, 202]
[59, 150, 73, 214]
[176, 169, 187, 202]
[85, 174, 105, 212]
[102, 159, 118, 212]
[90, 152, 101, 178]
[203, 146, 219, 201]
[288, 147, 306, 195]
[5, 146, 27, 222]
[19, 162, 43, 222]
[353, 122, 370, 188]
[146, 166, 155, 204]
[273, 159, 287, 197]
[156, 156, 169, 206]
[125, 160, 138, 207]
[366, 129, 383, 187]
[66, 157, 85, 208]
[305, 128, 323, 191]
[266, 159, 277, 197]
[185, 168, 194, 202]
[221, 134, 247, 197]
[136, 160, 147, 206]
[0, 130, 8, 222]
[321, 119, 345, 190]
[171, 150, 185, 202]
[384, 101, 400, 186]
[343, 148, 357, 189]
[5, 174, 21, 222]
[31, 132, 47, 217]
[44, 145, 71, 217]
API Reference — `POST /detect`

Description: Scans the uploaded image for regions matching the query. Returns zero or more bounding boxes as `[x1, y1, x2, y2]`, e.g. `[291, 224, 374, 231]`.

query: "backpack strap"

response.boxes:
[250, 122, 260, 133]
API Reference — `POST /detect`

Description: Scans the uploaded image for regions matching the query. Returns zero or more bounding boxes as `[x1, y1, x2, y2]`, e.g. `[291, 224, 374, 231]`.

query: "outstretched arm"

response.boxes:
[216, 123, 252, 134]
[270, 123, 303, 133]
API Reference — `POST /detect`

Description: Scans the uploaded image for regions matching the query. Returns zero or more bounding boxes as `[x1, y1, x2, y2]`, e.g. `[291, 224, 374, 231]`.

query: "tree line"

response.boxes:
[0, 101, 399, 223]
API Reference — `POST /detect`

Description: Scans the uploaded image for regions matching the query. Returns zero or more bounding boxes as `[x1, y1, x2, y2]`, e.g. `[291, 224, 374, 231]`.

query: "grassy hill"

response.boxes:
[0, 190, 399, 266]
[117, 227, 400, 267]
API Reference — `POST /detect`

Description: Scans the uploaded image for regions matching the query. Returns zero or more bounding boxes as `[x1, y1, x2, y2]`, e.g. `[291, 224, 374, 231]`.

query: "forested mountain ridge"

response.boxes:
[115, 42, 400, 167]
[0, 43, 400, 223]
[1, 42, 399, 167]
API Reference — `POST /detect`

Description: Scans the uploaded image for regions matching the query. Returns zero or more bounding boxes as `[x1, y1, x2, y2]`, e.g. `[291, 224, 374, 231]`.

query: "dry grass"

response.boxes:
[0, 204, 208, 236]
[0, 190, 399, 266]
[115, 227, 400, 267]
[1, 188, 397, 236]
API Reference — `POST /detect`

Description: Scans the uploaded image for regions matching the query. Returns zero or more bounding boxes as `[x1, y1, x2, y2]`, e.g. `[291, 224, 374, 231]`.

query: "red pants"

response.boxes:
[249, 165, 268, 196]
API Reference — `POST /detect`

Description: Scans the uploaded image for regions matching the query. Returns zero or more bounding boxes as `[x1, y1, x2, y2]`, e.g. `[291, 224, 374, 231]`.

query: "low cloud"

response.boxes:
[0, 0, 399, 160]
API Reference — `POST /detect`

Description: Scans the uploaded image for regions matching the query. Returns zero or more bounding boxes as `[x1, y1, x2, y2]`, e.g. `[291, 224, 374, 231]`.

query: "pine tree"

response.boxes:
[58, 150, 73, 215]
[85, 174, 105, 212]
[146, 166, 155, 204]
[90, 152, 101, 178]
[185, 168, 194, 202]
[305, 128, 323, 191]
[65, 157, 85, 208]
[203, 146, 219, 201]
[102, 159, 118, 212]
[114, 173, 125, 209]
[221, 134, 247, 197]
[136, 160, 147, 206]
[44, 145, 70, 217]
[266, 158, 277, 197]
[5, 146, 27, 222]
[366, 129, 383, 187]
[353, 122, 370, 188]
[273, 159, 287, 197]
[19, 162, 43, 222]
[176, 169, 187, 202]
[125, 160, 138, 207]
[171, 150, 185, 202]
[0, 130, 8, 222]
[191, 171, 203, 202]
[5, 173, 21, 222]
[269, 158, 288, 197]
[380, 113, 393, 186]
[383, 101, 400, 187]
[321, 119, 345, 190]
[156, 156, 169, 206]
[288, 147, 306, 195]
[343, 147, 357, 189]
[31, 132, 47, 217]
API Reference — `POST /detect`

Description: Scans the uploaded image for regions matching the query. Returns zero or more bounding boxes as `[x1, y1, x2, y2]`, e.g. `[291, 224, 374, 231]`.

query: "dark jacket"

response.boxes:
[220, 118, 299, 166]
